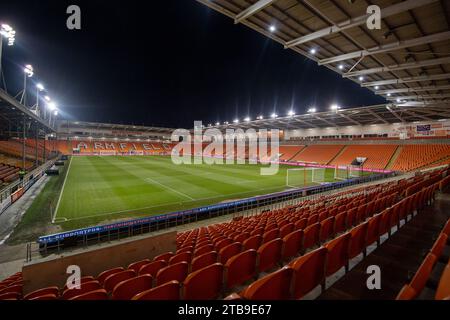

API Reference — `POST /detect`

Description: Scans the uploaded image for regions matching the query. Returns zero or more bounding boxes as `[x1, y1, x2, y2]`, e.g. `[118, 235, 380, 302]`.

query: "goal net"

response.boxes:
[349, 165, 363, 178]
[334, 165, 349, 180]
[286, 167, 326, 188]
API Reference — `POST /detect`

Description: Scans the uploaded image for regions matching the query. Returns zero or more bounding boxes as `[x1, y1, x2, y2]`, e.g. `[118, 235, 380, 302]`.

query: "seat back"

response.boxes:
[139, 260, 167, 277]
[224, 249, 257, 289]
[112, 274, 153, 300]
[97, 267, 125, 285]
[62, 280, 102, 300]
[325, 233, 351, 276]
[410, 253, 437, 294]
[153, 252, 174, 262]
[132, 281, 180, 300]
[303, 223, 320, 250]
[395, 284, 417, 300]
[334, 212, 347, 234]
[191, 251, 218, 272]
[319, 217, 335, 243]
[279, 223, 294, 239]
[366, 214, 381, 247]
[430, 233, 448, 259]
[193, 244, 214, 257]
[348, 222, 368, 259]
[169, 251, 192, 265]
[24, 286, 59, 300]
[257, 238, 283, 273]
[128, 259, 151, 273]
[69, 289, 108, 300]
[156, 262, 189, 286]
[183, 263, 224, 300]
[242, 267, 293, 300]
[103, 270, 136, 293]
[281, 229, 303, 261]
[219, 242, 242, 264]
[243, 235, 262, 250]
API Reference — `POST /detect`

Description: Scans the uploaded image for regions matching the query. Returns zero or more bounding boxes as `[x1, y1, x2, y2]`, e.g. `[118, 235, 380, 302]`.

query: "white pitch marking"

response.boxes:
[145, 177, 195, 201]
[53, 156, 73, 223]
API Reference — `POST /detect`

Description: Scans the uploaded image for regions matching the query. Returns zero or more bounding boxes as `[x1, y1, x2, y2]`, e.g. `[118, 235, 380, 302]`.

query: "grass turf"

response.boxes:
[51, 155, 342, 230]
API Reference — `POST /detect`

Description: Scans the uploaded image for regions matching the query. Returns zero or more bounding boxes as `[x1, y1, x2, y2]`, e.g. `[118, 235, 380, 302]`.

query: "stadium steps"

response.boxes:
[326, 145, 347, 165]
[318, 189, 450, 300]
[287, 146, 308, 161]
[385, 145, 403, 170]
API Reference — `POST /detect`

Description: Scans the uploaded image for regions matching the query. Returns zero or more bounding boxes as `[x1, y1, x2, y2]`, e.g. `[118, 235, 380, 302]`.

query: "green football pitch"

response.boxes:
[53, 156, 341, 229]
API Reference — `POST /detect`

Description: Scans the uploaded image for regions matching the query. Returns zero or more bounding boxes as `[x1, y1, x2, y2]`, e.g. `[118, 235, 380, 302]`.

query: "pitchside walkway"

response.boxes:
[318, 189, 450, 300]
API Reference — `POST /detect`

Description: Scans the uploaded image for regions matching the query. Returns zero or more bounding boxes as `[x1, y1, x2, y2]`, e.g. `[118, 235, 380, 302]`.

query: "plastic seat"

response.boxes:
[219, 242, 242, 264]
[112, 274, 153, 300]
[224, 249, 257, 289]
[97, 267, 125, 285]
[28, 294, 58, 300]
[435, 265, 450, 300]
[156, 261, 189, 286]
[223, 293, 243, 300]
[177, 246, 193, 254]
[24, 286, 59, 300]
[169, 251, 192, 265]
[103, 270, 136, 293]
[262, 229, 279, 244]
[307, 214, 318, 226]
[242, 267, 293, 300]
[324, 233, 351, 278]
[153, 252, 174, 262]
[243, 235, 262, 251]
[139, 260, 167, 277]
[128, 259, 151, 273]
[442, 219, 450, 236]
[294, 218, 307, 230]
[290, 247, 327, 299]
[0, 292, 21, 300]
[430, 234, 448, 259]
[279, 223, 294, 239]
[348, 222, 368, 261]
[378, 208, 392, 237]
[183, 263, 224, 300]
[63, 275, 95, 291]
[302, 223, 320, 252]
[191, 251, 218, 272]
[69, 289, 108, 300]
[132, 281, 180, 300]
[281, 229, 303, 261]
[410, 253, 437, 295]
[319, 217, 335, 243]
[193, 244, 214, 257]
[215, 238, 233, 252]
[334, 212, 347, 234]
[62, 280, 102, 300]
[257, 238, 283, 273]
[365, 214, 381, 254]
[395, 285, 417, 300]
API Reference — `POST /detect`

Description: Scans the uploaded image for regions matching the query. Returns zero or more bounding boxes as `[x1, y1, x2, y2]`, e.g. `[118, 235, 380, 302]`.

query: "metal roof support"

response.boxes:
[377, 84, 450, 94]
[362, 73, 450, 87]
[387, 93, 450, 100]
[285, 0, 438, 48]
[234, 0, 277, 24]
[344, 56, 450, 78]
[318, 31, 450, 65]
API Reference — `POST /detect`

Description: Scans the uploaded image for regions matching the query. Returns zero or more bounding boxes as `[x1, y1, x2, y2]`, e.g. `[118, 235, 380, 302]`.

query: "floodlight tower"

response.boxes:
[35, 83, 44, 117]
[0, 23, 16, 88]
[21, 64, 34, 106]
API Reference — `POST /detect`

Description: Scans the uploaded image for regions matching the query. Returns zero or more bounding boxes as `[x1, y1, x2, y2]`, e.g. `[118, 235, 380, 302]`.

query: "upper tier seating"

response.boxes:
[391, 145, 450, 172]
[330, 145, 398, 169]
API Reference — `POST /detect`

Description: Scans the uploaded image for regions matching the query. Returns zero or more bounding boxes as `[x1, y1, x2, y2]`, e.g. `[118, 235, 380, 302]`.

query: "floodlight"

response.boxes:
[330, 104, 340, 111]
[257, 115, 263, 120]
[36, 83, 44, 91]
[358, 76, 364, 81]
[24, 64, 33, 77]
[338, 64, 344, 70]
[288, 110, 295, 117]
[269, 25, 276, 33]
[271, 113, 278, 119]
[47, 102, 57, 110]
[374, 85, 379, 90]
[233, 119, 239, 124]
[387, 93, 391, 97]
[307, 107, 316, 113]
[53, 110, 58, 116]
[215, 122, 220, 126]
[244, 117, 250, 122]
[1, 24, 16, 46]
[44, 96, 51, 101]
[310, 48, 316, 55]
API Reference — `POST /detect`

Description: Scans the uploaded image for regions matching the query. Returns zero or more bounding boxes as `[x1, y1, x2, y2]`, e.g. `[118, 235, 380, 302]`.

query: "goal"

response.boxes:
[334, 165, 349, 180]
[286, 167, 326, 188]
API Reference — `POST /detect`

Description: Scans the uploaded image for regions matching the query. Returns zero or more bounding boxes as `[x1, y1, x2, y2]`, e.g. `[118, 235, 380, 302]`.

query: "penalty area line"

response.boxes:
[145, 177, 195, 201]
[52, 156, 73, 223]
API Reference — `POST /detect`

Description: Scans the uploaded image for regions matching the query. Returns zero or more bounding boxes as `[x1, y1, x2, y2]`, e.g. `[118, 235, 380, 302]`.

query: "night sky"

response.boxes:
[1, 0, 386, 129]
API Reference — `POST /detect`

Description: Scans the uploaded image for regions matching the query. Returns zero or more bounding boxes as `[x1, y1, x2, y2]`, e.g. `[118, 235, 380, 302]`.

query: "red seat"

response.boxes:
[103, 270, 136, 293]
[243, 235, 262, 250]
[281, 229, 303, 261]
[430, 234, 448, 259]
[307, 214, 318, 226]
[219, 242, 242, 264]
[257, 238, 283, 273]
[0, 292, 21, 300]
[183, 263, 224, 300]
[191, 251, 218, 272]
[24, 286, 59, 300]
[395, 284, 417, 300]
[242, 267, 293, 300]
[294, 218, 307, 230]
[442, 219, 450, 236]
[435, 264, 450, 300]
[128, 259, 151, 273]
[156, 262, 189, 286]
[378, 208, 392, 237]
[303, 223, 320, 252]
[346, 208, 356, 227]
[334, 212, 347, 234]
[169, 251, 192, 265]
[112, 274, 153, 300]
[348, 222, 368, 260]
[324, 233, 351, 277]
[365, 214, 382, 253]
[224, 249, 257, 289]
[153, 252, 174, 262]
[139, 260, 167, 277]
[69, 289, 108, 300]
[97, 267, 125, 285]
[62, 280, 102, 300]
[409, 253, 437, 296]
[290, 247, 327, 299]
[279, 223, 294, 238]
[193, 244, 214, 257]
[319, 217, 335, 243]
[262, 229, 279, 244]
[132, 281, 180, 300]
[63, 275, 95, 291]
[215, 238, 233, 252]
[28, 294, 58, 300]
[177, 246, 193, 254]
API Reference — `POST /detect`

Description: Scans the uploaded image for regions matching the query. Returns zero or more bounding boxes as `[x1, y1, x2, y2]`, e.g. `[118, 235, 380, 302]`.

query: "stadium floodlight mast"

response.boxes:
[307, 107, 317, 113]
[233, 119, 239, 124]
[288, 110, 295, 117]
[271, 113, 278, 119]
[0, 24, 16, 85]
[20, 64, 34, 105]
[35, 83, 44, 117]
[330, 104, 341, 112]
[257, 115, 263, 120]
[244, 117, 250, 122]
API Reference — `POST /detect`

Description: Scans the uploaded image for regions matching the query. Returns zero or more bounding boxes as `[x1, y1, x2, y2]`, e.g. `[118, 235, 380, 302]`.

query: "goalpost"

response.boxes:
[334, 165, 349, 180]
[286, 167, 326, 188]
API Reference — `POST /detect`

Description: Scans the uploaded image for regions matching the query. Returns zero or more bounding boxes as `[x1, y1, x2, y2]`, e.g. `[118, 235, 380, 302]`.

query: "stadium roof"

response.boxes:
[197, 0, 450, 106]
[57, 120, 176, 134]
[0, 88, 55, 134]
[210, 103, 450, 130]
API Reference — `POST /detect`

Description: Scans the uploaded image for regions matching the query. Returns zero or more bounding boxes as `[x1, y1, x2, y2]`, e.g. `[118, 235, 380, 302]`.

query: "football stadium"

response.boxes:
[0, 0, 449, 309]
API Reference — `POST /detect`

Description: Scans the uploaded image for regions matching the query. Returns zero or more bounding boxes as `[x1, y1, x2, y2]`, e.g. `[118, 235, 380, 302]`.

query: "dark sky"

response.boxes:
[1, 0, 386, 128]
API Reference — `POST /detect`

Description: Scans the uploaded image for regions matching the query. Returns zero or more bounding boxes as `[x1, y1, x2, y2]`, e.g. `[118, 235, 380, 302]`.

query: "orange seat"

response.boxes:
[103, 270, 136, 293]
[243, 235, 262, 251]
[365, 214, 381, 253]
[28, 294, 58, 300]
[219, 242, 242, 264]
[224, 249, 257, 289]
[303, 223, 320, 251]
[62, 275, 95, 292]
[409, 253, 437, 295]
[183, 263, 224, 300]
[156, 262, 189, 286]
[442, 219, 450, 236]
[128, 259, 151, 273]
[290, 247, 327, 299]
[169, 251, 192, 265]
[435, 264, 450, 300]
[132, 281, 180, 300]
[97, 267, 125, 285]
[242, 267, 293, 300]
[0, 292, 21, 300]
[112, 274, 153, 300]
[348, 222, 368, 260]
[69, 289, 108, 300]
[262, 229, 279, 244]
[191, 251, 218, 272]
[257, 238, 283, 273]
[334, 212, 347, 234]
[324, 233, 351, 277]
[281, 229, 303, 261]
[193, 244, 214, 257]
[62, 280, 102, 300]
[294, 218, 307, 230]
[139, 260, 167, 277]
[395, 284, 417, 300]
[153, 252, 174, 262]
[279, 223, 294, 239]
[215, 238, 233, 252]
[430, 234, 448, 259]
[319, 217, 335, 243]
[24, 286, 59, 300]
